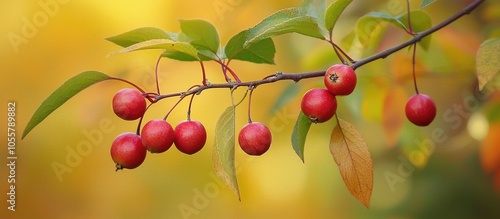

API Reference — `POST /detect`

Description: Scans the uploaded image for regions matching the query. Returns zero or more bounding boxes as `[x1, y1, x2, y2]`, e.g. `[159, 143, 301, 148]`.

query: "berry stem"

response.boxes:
[411, 43, 420, 94]
[247, 86, 256, 123]
[109, 77, 154, 102]
[163, 96, 186, 120]
[186, 93, 196, 121]
[136, 103, 154, 135]
[154, 54, 162, 94]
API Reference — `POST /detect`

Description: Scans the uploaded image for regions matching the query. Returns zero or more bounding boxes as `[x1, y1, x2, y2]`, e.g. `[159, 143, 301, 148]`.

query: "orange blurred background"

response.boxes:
[1, 0, 500, 218]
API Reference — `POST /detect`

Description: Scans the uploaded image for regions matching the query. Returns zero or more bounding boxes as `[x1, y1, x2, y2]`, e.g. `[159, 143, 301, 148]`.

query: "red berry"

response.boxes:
[141, 119, 175, 153]
[405, 94, 437, 127]
[174, 120, 207, 155]
[110, 132, 147, 171]
[112, 88, 146, 121]
[324, 64, 357, 96]
[301, 88, 337, 123]
[238, 122, 272, 156]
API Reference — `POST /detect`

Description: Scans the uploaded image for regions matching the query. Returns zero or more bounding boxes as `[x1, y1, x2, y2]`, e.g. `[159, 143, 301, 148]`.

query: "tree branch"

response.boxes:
[157, 0, 484, 101]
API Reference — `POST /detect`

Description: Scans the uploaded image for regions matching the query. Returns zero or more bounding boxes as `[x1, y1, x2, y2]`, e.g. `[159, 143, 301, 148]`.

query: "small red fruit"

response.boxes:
[301, 88, 337, 123]
[174, 120, 207, 155]
[405, 94, 437, 127]
[112, 88, 146, 121]
[324, 64, 357, 96]
[110, 132, 147, 171]
[141, 119, 175, 153]
[238, 122, 272, 156]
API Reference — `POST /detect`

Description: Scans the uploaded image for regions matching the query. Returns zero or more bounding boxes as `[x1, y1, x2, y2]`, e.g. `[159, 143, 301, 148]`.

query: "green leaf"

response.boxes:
[22, 71, 111, 139]
[213, 106, 240, 199]
[291, 112, 313, 162]
[245, 7, 326, 47]
[420, 0, 437, 9]
[109, 39, 199, 60]
[477, 38, 500, 91]
[397, 10, 432, 49]
[301, 0, 327, 30]
[179, 19, 220, 54]
[225, 30, 276, 64]
[106, 27, 173, 48]
[325, 0, 353, 34]
[355, 12, 400, 47]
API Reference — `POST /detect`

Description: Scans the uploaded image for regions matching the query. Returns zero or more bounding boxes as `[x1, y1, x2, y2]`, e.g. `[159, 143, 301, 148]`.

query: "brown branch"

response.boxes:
[157, 0, 484, 101]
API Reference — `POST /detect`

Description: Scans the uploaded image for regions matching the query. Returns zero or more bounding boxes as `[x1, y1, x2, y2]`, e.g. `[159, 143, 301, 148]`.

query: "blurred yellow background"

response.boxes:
[1, 0, 500, 218]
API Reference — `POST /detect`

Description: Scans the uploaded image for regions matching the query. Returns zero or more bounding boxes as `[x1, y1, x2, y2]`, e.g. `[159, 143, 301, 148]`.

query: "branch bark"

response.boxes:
[157, 0, 484, 101]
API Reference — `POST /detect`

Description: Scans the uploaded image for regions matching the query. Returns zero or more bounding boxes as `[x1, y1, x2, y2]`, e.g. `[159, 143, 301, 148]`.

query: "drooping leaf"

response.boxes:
[330, 119, 373, 208]
[22, 71, 111, 139]
[106, 27, 173, 48]
[291, 112, 313, 162]
[355, 12, 401, 48]
[109, 39, 199, 61]
[397, 10, 432, 50]
[213, 106, 240, 199]
[179, 19, 220, 54]
[225, 30, 276, 64]
[476, 38, 500, 91]
[420, 0, 437, 9]
[245, 7, 326, 47]
[382, 86, 408, 147]
[325, 0, 353, 34]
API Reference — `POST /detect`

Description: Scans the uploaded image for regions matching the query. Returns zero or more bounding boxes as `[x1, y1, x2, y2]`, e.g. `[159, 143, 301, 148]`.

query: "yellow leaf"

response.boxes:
[330, 119, 373, 208]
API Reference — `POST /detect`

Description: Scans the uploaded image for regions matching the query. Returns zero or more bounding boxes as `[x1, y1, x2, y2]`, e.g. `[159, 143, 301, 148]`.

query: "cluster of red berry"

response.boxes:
[301, 64, 357, 123]
[109, 88, 207, 170]
[301, 64, 437, 126]
[109, 88, 272, 171]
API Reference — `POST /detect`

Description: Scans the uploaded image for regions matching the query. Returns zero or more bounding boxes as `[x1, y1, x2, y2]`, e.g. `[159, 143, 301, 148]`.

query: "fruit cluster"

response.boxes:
[300, 64, 437, 127]
[109, 88, 272, 171]
[301, 64, 357, 123]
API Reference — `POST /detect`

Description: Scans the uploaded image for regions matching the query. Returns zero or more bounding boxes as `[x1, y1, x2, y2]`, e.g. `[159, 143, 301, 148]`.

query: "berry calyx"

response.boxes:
[405, 94, 437, 127]
[112, 88, 147, 121]
[238, 122, 272, 156]
[141, 119, 175, 153]
[301, 88, 338, 123]
[110, 132, 147, 171]
[174, 120, 207, 155]
[324, 64, 357, 96]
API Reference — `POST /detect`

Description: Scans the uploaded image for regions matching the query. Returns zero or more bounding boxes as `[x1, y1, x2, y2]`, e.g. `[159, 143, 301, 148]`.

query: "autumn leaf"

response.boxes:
[330, 119, 373, 208]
